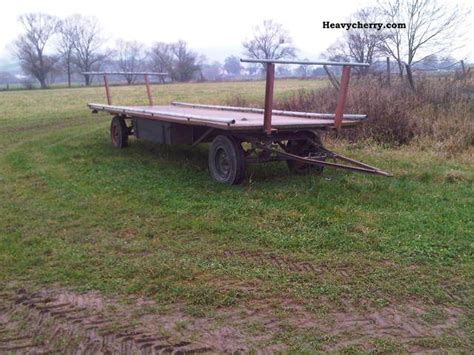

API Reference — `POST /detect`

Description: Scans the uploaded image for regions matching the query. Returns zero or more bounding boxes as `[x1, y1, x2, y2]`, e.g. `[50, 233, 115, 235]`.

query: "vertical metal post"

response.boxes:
[263, 62, 275, 135]
[103, 75, 112, 105]
[334, 65, 351, 133]
[144, 74, 154, 106]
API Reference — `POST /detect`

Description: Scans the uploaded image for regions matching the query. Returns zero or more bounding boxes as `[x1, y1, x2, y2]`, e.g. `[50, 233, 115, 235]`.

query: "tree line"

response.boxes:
[9, 0, 469, 89]
[13, 13, 211, 88]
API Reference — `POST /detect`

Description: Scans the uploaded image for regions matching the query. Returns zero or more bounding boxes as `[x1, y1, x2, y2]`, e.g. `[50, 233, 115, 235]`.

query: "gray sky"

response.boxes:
[1, 0, 472, 63]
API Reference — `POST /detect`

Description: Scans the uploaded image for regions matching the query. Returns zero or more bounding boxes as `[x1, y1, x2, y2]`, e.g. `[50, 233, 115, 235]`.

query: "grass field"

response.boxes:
[0, 80, 473, 352]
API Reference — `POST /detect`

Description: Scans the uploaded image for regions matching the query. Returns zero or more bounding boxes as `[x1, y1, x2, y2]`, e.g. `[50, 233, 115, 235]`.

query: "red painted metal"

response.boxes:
[144, 74, 154, 106]
[263, 63, 275, 135]
[334, 65, 351, 132]
[103, 75, 112, 105]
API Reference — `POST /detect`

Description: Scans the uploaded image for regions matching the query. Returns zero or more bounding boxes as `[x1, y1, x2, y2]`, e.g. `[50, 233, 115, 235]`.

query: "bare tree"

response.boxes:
[327, 8, 387, 74]
[71, 15, 109, 86]
[169, 40, 200, 82]
[148, 42, 173, 83]
[115, 40, 144, 84]
[57, 15, 79, 88]
[14, 13, 59, 88]
[224, 56, 241, 75]
[243, 20, 296, 60]
[378, 0, 467, 77]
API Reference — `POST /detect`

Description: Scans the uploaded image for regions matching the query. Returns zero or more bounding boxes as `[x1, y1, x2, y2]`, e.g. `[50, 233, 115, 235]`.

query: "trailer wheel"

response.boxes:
[209, 135, 245, 185]
[286, 139, 325, 175]
[110, 116, 129, 148]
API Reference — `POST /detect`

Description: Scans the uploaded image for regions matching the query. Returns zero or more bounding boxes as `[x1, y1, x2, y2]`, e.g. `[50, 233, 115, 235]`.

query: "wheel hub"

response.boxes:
[215, 148, 231, 178]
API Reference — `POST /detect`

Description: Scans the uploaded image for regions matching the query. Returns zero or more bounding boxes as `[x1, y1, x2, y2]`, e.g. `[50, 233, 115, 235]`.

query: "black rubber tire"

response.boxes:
[286, 139, 325, 175]
[208, 135, 245, 185]
[110, 116, 129, 148]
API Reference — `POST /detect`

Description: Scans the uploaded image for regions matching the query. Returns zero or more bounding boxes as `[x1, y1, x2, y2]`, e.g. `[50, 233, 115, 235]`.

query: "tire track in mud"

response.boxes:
[0, 288, 213, 354]
[0, 285, 467, 353]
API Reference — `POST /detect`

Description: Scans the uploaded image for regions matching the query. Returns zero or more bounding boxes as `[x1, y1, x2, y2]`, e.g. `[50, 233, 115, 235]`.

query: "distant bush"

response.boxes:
[20, 79, 35, 90]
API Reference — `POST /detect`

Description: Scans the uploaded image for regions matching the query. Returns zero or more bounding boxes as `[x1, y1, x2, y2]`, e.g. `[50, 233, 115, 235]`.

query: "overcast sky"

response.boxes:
[1, 0, 472, 63]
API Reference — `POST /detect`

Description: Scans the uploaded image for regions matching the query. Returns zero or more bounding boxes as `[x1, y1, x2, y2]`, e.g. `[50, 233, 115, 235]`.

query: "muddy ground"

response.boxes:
[0, 282, 467, 354]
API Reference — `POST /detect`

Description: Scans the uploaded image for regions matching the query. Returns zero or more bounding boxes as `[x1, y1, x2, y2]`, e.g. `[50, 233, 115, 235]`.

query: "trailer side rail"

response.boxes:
[88, 103, 236, 126]
[171, 101, 367, 121]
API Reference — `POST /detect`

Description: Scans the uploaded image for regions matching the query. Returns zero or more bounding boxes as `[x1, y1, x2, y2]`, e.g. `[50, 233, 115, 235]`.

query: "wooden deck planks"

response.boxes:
[88, 103, 362, 131]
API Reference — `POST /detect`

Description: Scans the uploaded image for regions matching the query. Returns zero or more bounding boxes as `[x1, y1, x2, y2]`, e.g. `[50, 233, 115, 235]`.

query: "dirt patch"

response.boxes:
[321, 302, 465, 352]
[0, 285, 468, 353]
[0, 288, 213, 354]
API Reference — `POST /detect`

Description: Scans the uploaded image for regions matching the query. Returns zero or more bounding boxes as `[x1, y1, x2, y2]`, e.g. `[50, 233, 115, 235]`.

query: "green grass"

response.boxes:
[0, 80, 473, 351]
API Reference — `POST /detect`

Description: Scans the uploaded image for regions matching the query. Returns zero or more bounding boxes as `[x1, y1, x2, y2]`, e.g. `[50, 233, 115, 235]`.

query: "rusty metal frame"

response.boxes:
[253, 141, 392, 177]
[103, 75, 112, 105]
[82, 72, 168, 106]
[240, 58, 369, 135]
[84, 61, 394, 180]
[334, 65, 351, 132]
[144, 74, 154, 106]
[263, 63, 275, 135]
[231, 130, 392, 177]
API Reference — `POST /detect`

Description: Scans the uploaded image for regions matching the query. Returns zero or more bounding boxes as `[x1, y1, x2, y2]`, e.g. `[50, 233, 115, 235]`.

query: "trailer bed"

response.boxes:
[83, 61, 392, 184]
[88, 102, 363, 131]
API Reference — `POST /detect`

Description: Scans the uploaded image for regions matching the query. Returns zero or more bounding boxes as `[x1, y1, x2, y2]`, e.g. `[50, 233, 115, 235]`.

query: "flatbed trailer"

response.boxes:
[85, 60, 392, 184]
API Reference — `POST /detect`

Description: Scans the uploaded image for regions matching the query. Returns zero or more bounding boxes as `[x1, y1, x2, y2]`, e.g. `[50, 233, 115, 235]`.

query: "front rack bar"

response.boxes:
[81, 71, 168, 106]
[81, 72, 168, 76]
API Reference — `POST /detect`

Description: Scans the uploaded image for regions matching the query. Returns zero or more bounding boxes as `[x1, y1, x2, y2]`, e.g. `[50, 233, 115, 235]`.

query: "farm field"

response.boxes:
[0, 80, 473, 352]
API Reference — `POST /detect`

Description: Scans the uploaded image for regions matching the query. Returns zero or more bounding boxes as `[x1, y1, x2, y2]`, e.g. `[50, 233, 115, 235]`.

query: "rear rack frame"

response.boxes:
[240, 58, 370, 134]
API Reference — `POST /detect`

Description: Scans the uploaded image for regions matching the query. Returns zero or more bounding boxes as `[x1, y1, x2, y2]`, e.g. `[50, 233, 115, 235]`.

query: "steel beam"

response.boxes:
[144, 74, 154, 106]
[103, 75, 112, 105]
[256, 143, 392, 177]
[334, 65, 351, 132]
[171, 102, 367, 120]
[82, 71, 167, 76]
[241, 58, 370, 67]
[263, 63, 275, 135]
